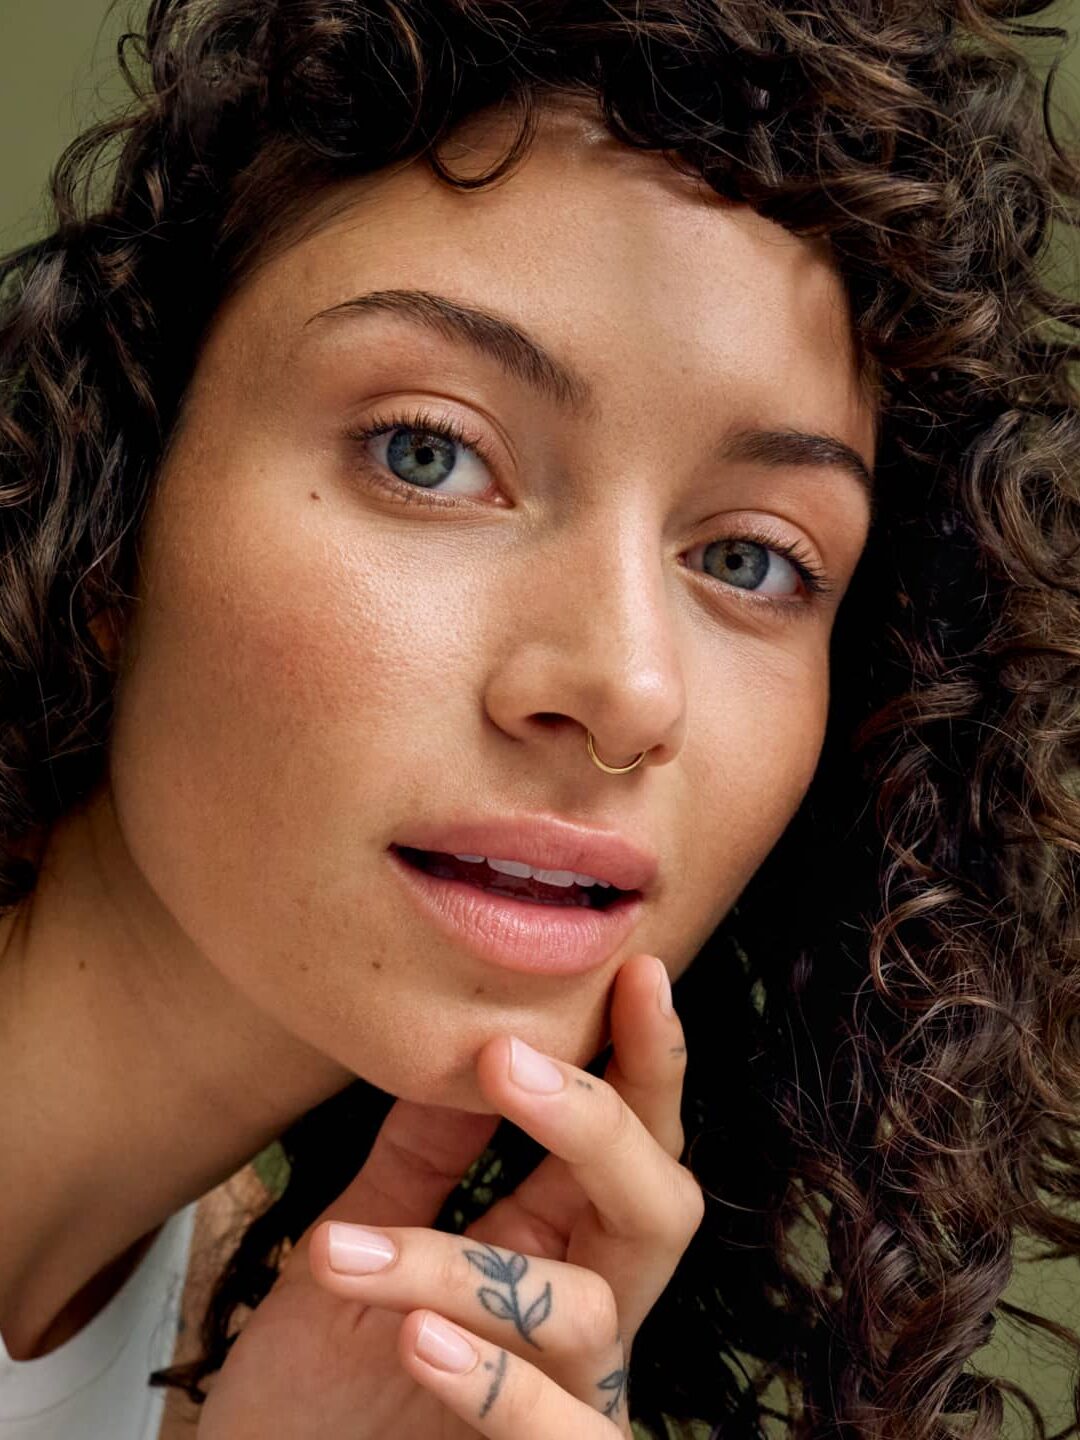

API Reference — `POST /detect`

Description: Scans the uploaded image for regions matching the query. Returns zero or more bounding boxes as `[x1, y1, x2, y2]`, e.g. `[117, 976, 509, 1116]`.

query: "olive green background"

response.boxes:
[2, 2, 1080, 1435]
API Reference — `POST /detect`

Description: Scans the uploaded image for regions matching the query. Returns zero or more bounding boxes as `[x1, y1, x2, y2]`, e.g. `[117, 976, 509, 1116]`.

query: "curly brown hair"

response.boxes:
[3, 1, 1080, 1436]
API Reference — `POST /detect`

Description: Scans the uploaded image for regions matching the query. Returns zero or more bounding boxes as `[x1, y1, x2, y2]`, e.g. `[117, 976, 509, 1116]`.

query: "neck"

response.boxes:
[0, 787, 353, 1360]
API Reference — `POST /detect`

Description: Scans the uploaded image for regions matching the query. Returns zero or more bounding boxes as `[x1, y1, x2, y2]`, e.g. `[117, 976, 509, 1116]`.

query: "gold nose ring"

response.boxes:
[586, 730, 647, 774]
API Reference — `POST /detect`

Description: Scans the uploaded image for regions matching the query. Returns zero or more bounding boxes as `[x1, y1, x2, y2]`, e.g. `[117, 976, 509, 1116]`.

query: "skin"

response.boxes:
[0, 98, 875, 1366]
[196, 952, 702, 1439]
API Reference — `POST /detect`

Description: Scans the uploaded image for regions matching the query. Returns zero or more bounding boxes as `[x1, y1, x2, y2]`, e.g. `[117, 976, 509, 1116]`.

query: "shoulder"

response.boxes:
[156, 1163, 273, 1440]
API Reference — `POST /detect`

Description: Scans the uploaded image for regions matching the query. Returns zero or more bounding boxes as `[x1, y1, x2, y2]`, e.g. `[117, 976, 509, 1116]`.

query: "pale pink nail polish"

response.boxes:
[654, 957, 673, 1017]
[508, 1035, 565, 1093]
[327, 1222, 396, 1273]
[415, 1314, 478, 1372]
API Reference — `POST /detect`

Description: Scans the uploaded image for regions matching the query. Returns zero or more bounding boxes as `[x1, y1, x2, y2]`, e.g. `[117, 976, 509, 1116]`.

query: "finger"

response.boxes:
[470, 1000, 705, 1334]
[285, 1101, 501, 1272]
[602, 951, 687, 1158]
[398, 1308, 631, 1438]
[464, 953, 691, 1256]
[460, 1137, 591, 1258]
[309, 1222, 625, 1403]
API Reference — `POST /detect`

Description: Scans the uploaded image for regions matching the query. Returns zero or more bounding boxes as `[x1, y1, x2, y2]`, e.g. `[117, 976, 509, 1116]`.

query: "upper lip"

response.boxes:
[391, 814, 659, 895]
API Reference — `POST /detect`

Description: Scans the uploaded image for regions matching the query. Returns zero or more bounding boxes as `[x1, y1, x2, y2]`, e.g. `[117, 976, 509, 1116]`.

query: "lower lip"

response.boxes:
[386, 848, 645, 975]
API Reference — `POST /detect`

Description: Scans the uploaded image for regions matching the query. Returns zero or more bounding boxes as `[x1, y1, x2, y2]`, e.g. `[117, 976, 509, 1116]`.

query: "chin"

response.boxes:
[365, 1050, 501, 1116]
[345, 1006, 606, 1115]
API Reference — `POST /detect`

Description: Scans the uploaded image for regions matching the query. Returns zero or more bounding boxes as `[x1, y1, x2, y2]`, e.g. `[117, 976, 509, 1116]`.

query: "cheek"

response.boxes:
[674, 635, 831, 954]
[737, 648, 830, 814]
[106, 463, 460, 957]
[103, 466, 535, 1098]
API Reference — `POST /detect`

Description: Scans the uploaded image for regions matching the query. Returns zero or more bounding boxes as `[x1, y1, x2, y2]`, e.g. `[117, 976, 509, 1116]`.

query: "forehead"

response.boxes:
[210, 106, 874, 450]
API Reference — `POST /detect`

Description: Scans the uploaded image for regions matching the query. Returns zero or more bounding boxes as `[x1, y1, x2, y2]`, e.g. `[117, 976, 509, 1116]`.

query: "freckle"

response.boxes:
[309, 491, 321, 501]
[78, 959, 86, 971]
[372, 960, 382, 971]
[299, 961, 310, 973]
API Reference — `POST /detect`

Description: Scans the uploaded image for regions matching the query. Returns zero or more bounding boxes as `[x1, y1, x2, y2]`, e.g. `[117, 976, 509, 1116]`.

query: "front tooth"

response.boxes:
[531, 867, 577, 888]
[487, 857, 535, 878]
[487, 857, 576, 887]
[468, 855, 610, 888]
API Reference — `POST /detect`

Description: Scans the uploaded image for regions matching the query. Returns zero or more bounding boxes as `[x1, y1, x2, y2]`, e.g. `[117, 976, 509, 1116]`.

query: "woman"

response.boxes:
[1, 0, 1078, 1436]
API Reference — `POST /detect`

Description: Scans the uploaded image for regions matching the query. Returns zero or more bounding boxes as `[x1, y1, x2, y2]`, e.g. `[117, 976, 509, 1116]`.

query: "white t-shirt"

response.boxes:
[0, 1203, 198, 1440]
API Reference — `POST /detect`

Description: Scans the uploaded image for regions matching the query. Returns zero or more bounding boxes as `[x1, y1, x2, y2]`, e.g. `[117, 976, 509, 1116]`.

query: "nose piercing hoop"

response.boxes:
[586, 730, 647, 774]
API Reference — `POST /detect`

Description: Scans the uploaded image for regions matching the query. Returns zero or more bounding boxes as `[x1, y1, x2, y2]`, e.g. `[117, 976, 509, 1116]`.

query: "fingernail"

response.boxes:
[508, 1035, 565, 1093]
[416, 1313, 478, 1373]
[654, 957, 673, 1017]
[327, 1222, 397, 1273]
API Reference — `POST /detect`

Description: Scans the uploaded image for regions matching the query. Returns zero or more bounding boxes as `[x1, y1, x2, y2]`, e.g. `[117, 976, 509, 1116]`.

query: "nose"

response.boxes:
[483, 514, 687, 771]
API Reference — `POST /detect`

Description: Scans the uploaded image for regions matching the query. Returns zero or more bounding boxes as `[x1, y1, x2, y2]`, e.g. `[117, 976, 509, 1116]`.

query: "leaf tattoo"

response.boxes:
[463, 1242, 552, 1350]
[521, 1286, 553, 1334]
[597, 1363, 629, 1417]
[476, 1288, 516, 1322]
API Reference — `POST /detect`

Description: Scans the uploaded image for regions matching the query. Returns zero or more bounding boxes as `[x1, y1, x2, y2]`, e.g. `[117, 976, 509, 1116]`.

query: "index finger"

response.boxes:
[467, 953, 690, 1247]
[599, 951, 687, 1158]
[472, 974, 702, 1244]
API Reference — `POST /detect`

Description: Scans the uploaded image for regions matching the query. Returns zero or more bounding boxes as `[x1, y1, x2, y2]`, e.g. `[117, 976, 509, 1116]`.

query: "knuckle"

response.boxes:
[639, 1169, 705, 1251]
[573, 1272, 620, 1348]
[447, 1239, 480, 1294]
[677, 1171, 707, 1234]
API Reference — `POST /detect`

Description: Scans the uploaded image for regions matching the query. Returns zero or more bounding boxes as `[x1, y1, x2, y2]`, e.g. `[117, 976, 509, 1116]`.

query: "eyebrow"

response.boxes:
[303, 287, 876, 514]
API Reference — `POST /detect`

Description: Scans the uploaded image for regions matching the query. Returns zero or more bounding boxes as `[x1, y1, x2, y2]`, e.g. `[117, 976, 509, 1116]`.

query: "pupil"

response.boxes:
[704, 539, 767, 588]
[387, 428, 456, 487]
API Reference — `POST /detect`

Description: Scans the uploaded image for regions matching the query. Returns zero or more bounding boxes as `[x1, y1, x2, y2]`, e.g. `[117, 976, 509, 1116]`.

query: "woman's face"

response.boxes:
[103, 103, 875, 1108]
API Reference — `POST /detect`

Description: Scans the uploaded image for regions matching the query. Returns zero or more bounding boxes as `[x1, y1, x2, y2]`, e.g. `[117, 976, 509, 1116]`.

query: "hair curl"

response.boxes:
[3, 1, 1080, 1436]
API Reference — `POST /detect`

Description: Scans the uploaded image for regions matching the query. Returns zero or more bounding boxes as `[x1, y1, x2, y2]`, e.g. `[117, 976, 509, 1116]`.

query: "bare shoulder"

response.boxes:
[155, 1164, 275, 1440]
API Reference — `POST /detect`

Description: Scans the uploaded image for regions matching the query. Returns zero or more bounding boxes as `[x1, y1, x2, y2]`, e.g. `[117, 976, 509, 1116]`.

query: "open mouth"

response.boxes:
[391, 845, 635, 911]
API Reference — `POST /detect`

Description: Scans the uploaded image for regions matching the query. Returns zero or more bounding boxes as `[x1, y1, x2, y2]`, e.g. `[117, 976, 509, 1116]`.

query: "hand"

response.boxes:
[196, 951, 704, 1438]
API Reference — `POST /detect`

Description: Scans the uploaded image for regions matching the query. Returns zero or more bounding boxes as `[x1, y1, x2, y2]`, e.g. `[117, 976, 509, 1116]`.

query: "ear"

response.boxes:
[86, 604, 126, 667]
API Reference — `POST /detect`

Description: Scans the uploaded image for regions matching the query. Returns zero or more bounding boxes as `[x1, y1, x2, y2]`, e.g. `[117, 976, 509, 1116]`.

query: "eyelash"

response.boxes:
[343, 407, 836, 615]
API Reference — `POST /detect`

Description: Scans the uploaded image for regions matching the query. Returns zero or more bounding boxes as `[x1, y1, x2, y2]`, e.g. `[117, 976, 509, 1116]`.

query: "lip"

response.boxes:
[389, 814, 659, 895]
[387, 847, 646, 975]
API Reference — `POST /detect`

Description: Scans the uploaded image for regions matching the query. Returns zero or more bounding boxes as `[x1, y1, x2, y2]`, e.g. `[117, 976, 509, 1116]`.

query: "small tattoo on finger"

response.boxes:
[463, 1242, 552, 1349]
[479, 1349, 508, 1417]
[597, 1362, 629, 1416]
